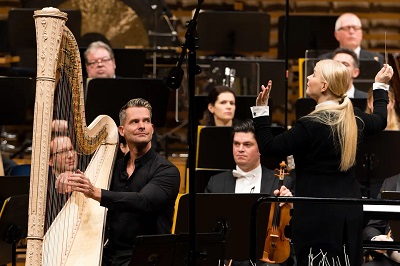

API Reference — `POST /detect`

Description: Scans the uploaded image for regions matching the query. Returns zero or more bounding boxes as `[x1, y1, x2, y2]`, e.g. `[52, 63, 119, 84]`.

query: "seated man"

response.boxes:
[332, 47, 367, 98]
[56, 98, 180, 265]
[84, 41, 116, 79]
[205, 119, 292, 195]
[363, 173, 400, 266]
[319, 13, 384, 65]
[83, 41, 159, 151]
[47, 131, 78, 225]
[205, 119, 294, 266]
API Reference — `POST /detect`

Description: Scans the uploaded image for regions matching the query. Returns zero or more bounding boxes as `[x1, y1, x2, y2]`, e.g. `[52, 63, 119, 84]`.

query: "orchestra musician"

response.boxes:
[332, 47, 368, 98]
[48, 131, 77, 225]
[319, 13, 384, 65]
[362, 86, 400, 265]
[83, 41, 159, 151]
[202, 85, 238, 127]
[366, 87, 400, 131]
[84, 41, 117, 79]
[56, 98, 180, 266]
[252, 59, 393, 265]
[363, 173, 400, 266]
[205, 119, 294, 266]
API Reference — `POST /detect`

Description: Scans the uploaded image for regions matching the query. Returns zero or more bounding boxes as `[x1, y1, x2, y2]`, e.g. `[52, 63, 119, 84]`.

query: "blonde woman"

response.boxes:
[366, 87, 400, 130]
[252, 60, 393, 266]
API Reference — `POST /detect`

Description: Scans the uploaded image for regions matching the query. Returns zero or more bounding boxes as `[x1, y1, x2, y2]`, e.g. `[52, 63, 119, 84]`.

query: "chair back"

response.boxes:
[9, 164, 30, 176]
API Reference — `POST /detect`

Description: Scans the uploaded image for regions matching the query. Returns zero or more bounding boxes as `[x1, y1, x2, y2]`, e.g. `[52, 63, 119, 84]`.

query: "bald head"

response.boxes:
[334, 13, 363, 51]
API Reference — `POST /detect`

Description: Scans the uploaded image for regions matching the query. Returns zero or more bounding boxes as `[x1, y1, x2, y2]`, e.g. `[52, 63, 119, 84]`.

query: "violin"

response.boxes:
[261, 161, 291, 264]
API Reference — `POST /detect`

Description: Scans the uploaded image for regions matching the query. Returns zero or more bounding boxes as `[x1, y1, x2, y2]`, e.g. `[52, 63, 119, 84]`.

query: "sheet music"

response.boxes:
[364, 204, 400, 212]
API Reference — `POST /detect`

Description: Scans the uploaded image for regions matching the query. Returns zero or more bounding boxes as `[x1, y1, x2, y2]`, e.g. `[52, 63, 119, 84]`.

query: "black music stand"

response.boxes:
[197, 11, 270, 56]
[196, 126, 286, 171]
[7, 8, 81, 71]
[209, 60, 260, 95]
[0, 77, 36, 125]
[355, 131, 400, 198]
[381, 192, 400, 242]
[0, 194, 29, 266]
[196, 126, 235, 169]
[79, 48, 146, 78]
[278, 15, 338, 60]
[210, 59, 286, 107]
[85, 78, 171, 128]
[195, 169, 229, 193]
[192, 96, 275, 150]
[0, 175, 30, 204]
[174, 193, 271, 261]
[129, 232, 225, 266]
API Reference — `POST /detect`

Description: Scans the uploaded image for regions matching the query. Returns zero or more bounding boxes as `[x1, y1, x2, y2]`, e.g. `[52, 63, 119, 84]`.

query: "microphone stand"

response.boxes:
[284, 0, 289, 129]
[165, 1, 203, 265]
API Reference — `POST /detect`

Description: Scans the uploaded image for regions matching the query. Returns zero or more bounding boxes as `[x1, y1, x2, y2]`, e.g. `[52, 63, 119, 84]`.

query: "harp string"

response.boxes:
[42, 27, 93, 264]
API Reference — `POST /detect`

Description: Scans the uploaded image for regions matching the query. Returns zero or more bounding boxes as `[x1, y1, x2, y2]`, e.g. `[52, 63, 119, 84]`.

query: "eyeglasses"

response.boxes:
[52, 147, 75, 156]
[86, 57, 113, 67]
[338, 25, 362, 32]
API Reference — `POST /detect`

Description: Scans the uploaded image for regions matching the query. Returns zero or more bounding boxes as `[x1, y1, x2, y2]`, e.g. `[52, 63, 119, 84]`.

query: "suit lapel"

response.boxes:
[226, 171, 237, 193]
[260, 166, 276, 195]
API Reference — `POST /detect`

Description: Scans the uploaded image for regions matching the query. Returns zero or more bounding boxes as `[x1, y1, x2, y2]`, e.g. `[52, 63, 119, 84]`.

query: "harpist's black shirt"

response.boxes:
[101, 148, 180, 251]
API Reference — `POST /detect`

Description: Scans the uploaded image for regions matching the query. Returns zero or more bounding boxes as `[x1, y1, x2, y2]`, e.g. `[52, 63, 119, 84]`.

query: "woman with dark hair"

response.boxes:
[204, 85, 237, 126]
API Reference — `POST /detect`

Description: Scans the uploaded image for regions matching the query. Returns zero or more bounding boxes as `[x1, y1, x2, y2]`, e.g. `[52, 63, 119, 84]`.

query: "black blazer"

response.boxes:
[204, 165, 292, 194]
[354, 88, 368, 98]
[253, 89, 388, 265]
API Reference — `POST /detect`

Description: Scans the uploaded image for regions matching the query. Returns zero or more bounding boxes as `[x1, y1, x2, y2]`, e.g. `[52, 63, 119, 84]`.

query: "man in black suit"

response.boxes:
[205, 119, 293, 266]
[319, 13, 384, 65]
[363, 174, 400, 266]
[205, 119, 292, 195]
[332, 48, 368, 98]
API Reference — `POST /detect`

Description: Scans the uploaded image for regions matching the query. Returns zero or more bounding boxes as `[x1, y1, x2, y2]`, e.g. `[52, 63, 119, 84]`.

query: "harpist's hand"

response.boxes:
[375, 64, 393, 84]
[56, 172, 73, 194]
[256, 80, 272, 107]
[56, 170, 102, 202]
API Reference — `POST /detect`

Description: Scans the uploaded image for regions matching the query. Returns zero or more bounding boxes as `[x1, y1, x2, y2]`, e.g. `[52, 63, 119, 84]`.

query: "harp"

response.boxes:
[26, 7, 118, 265]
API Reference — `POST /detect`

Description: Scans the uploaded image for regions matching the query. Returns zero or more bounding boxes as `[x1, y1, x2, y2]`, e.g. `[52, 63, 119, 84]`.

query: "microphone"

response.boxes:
[165, 66, 184, 90]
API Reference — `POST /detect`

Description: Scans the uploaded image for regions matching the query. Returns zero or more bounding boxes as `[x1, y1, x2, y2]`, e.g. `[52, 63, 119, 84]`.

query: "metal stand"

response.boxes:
[149, 3, 178, 78]
[165, 1, 204, 264]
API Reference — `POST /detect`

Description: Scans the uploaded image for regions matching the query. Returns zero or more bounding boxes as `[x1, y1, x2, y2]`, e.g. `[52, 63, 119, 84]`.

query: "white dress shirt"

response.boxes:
[234, 164, 262, 193]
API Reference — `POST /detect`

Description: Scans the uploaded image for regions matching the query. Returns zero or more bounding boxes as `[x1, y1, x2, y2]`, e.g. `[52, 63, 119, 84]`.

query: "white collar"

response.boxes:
[236, 164, 262, 178]
[315, 100, 340, 110]
[234, 164, 262, 193]
[347, 84, 355, 98]
[354, 47, 361, 58]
